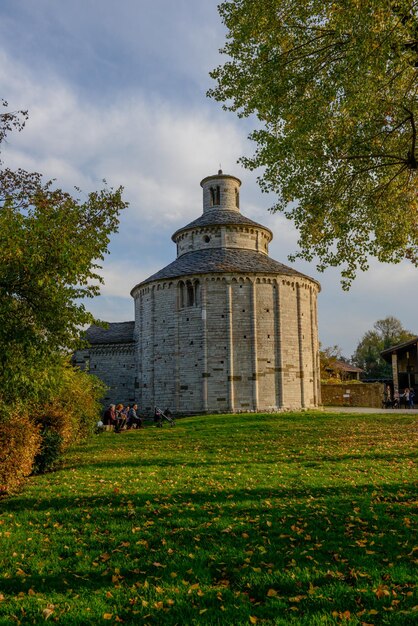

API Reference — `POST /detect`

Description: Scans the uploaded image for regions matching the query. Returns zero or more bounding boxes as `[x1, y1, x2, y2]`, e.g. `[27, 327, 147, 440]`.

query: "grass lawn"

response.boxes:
[0, 411, 417, 625]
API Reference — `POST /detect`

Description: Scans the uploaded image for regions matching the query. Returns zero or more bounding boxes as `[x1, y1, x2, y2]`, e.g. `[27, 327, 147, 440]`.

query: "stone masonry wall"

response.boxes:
[176, 225, 271, 257]
[321, 383, 384, 408]
[201, 174, 241, 213]
[133, 274, 320, 414]
[90, 344, 136, 406]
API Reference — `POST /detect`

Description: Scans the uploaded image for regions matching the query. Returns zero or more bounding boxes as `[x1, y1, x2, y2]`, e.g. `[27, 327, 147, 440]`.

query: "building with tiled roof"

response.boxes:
[75, 171, 321, 413]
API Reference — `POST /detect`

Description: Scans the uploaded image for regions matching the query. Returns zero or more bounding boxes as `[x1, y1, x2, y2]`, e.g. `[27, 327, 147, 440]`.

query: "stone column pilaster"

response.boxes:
[309, 288, 318, 406]
[250, 280, 259, 411]
[392, 353, 399, 397]
[296, 284, 306, 407]
[273, 282, 283, 408]
[226, 280, 235, 411]
[150, 286, 155, 408]
[201, 281, 208, 412]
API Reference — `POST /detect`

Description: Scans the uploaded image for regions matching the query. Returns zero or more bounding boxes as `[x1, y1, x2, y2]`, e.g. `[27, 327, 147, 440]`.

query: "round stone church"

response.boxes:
[75, 171, 321, 413]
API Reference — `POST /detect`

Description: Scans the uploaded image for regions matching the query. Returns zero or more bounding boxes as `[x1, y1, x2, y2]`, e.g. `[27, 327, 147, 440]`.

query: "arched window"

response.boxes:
[187, 280, 194, 306]
[178, 281, 185, 308]
[178, 279, 200, 308]
[210, 186, 221, 207]
[194, 281, 200, 306]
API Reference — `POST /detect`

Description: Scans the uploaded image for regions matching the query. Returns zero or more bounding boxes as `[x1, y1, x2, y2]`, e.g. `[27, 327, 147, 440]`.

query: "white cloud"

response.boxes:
[1, 34, 417, 359]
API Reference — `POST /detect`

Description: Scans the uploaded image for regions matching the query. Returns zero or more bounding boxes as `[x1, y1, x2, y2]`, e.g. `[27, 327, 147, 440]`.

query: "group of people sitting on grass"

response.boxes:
[100, 404, 174, 432]
[102, 403, 143, 432]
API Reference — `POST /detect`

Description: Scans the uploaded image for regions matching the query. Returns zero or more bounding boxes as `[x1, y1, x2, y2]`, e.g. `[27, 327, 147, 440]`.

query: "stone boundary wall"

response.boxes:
[321, 383, 384, 408]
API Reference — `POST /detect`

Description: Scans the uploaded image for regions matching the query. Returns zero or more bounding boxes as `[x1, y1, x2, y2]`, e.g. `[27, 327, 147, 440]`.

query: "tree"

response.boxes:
[0, 100, 128, 404]
[352, 315, 415, 377]
[209, 1, 418, 287]
[319, 344, 344, 381]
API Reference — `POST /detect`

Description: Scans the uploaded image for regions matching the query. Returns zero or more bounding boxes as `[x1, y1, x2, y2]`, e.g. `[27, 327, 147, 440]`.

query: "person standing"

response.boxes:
[384, 385, 392, 408]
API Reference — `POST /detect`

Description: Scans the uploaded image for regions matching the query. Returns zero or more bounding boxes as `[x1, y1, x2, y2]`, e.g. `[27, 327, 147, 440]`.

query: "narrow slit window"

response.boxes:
[187, 281, 195, 307]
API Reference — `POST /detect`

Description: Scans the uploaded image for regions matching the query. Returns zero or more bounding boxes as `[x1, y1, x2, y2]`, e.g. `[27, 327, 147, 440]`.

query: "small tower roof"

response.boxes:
[172, 209, 272, 242]
[200, 172, 241, 188]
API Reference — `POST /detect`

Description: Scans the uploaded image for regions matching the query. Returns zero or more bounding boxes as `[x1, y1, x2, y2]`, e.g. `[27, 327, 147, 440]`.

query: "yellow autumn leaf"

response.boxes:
[267, 588, 277, 597]
[103, 614, 113, 620]
[249, 617, 258, 624]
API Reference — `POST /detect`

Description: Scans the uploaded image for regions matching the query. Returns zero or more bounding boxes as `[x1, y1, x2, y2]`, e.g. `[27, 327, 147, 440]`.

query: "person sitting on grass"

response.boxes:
[121, 404, 130, 427]
[127, 404, 143, 429]
[103, 404, 116, 431]
[114, 403, 125, 432]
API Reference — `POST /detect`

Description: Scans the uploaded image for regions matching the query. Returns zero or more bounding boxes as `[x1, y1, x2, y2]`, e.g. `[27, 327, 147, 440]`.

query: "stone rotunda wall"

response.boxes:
[133, 274, 320, 414]
[131, 171, 321, 414]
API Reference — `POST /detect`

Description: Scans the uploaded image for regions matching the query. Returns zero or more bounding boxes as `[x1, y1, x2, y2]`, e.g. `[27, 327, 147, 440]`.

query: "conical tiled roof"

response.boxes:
[134, 248, 316, 289]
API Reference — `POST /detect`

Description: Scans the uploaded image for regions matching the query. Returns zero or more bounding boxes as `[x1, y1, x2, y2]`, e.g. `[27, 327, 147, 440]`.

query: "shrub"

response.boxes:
[31, 360, 106, 451]
[32, 428, 63, 475]
[59, 365, 106, 442]
[0, 360, 106, 490]
[0, 412, 41, 495]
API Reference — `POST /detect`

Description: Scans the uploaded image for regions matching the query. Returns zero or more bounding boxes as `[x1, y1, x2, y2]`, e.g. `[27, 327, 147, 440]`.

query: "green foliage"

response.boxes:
[209, 1, 418, 286]
[32, 428, 63, 475]
[29, 359, 106, 475]
[0, 100, 128, 404]
[0, 99, 121, 485]
[0, 412, 416, 623]
[319, 344, 343, 381]
[352, 315, 415, 377]
[0, 361, 106, 488]
[32, 360, 108, 444]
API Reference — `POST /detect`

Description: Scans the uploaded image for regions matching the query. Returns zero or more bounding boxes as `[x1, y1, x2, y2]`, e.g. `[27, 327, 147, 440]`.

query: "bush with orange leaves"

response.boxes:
[0, 360, 106, 492]
[0, 412, 41, 495]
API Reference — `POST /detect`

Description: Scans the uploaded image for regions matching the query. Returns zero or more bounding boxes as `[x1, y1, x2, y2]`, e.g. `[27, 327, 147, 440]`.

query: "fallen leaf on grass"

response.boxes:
[42, 607, 54, 620]
[289, 595, 306, 603]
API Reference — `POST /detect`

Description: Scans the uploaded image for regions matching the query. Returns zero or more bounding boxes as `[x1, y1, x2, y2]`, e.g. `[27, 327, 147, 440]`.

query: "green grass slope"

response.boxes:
[0, 412, 417, 625]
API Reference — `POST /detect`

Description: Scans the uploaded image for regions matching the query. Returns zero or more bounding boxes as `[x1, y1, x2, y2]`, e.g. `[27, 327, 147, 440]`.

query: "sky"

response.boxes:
[0, 0, 416, 358]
